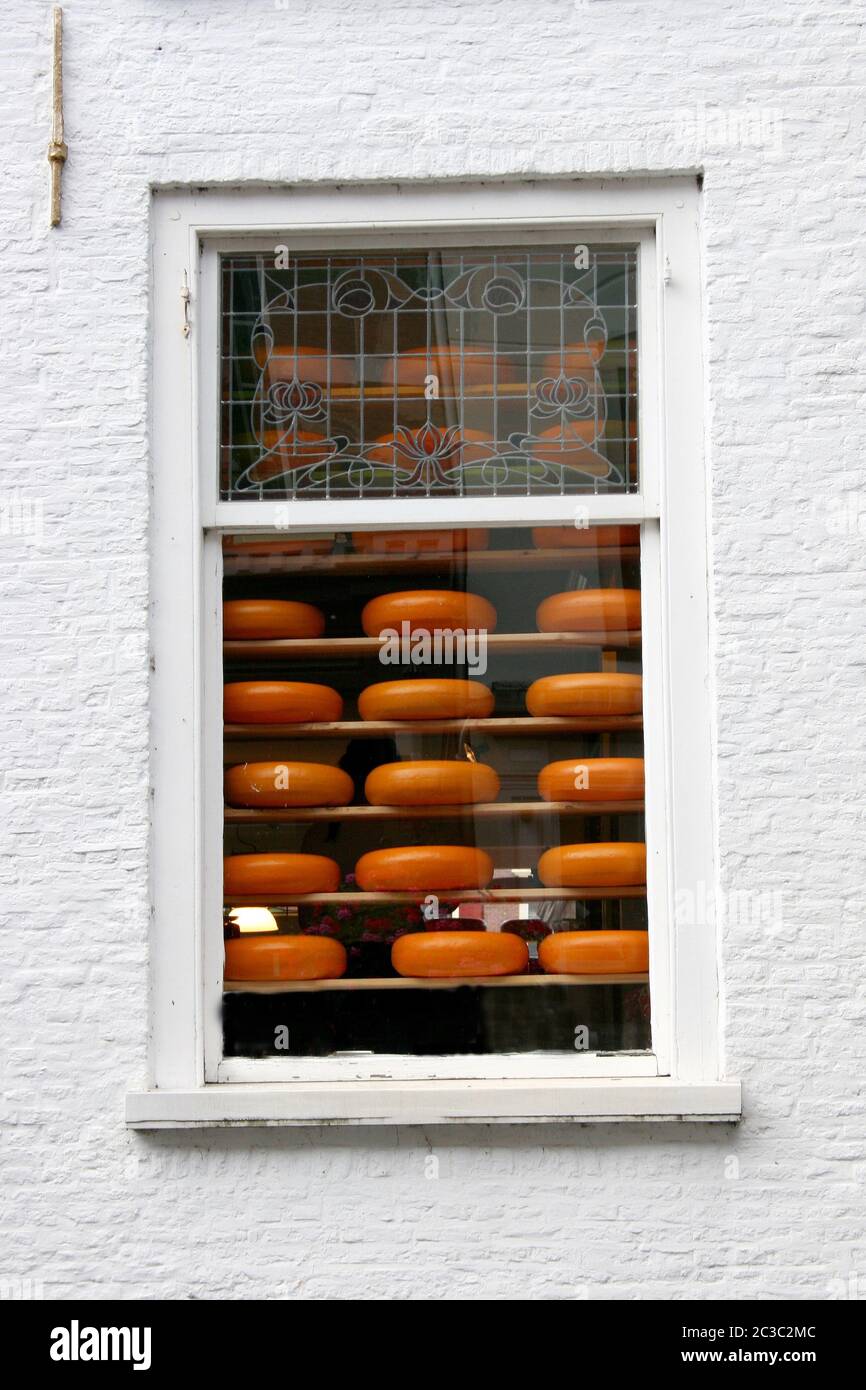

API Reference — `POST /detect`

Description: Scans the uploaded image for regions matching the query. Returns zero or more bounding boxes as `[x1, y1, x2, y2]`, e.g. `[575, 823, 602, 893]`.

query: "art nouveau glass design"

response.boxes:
[219, 246, 638, 499]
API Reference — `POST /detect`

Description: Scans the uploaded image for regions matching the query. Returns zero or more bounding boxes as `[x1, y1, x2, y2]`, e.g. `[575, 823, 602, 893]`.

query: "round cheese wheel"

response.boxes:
[365, 760, 500, 806]
[253, 343, 357, 385]
[224, 681, 343, 725]
[531, 525, 640, 550]
[538, 930, 648, 975]
[525, 673, 642, 717]
[361, 589, 497, 637]
[224, 853, 341, 896]
[527, 423, 608, 475]
[536, 588, 641, 633]
[247, 430, 330, 484]
[355, 846, 495, 892]
[392, 930, 528, 978]
[225, 761, 354, 808]
[223, 599, 326, 640]
[351, 528, 489, 555]
[537, 843, 646, 887]
[225, 934, 347, 981]
[540, 417, 597, 444]
[222, 537, 333, 557]
[380, 349, 520, 389]
[542, 343, 605, 371]
[358, 679, 494, 722]
[367, 427, 489, 471]
[537, 757, 645, 802]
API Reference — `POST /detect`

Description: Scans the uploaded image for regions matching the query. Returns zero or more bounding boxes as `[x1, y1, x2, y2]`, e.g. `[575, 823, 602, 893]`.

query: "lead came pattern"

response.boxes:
[220, 246, 638, 499]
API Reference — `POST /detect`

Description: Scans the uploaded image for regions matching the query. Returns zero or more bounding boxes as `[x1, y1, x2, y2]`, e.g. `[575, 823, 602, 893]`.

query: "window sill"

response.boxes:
[126, 1078, 741, 1128]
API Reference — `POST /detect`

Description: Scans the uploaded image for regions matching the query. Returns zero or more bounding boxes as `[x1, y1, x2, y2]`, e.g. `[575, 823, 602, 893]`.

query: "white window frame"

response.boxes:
[127, 179, 740, 1127]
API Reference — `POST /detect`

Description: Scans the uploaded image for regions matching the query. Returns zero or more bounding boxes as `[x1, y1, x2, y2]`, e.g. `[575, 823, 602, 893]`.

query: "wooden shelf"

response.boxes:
[223, 971, 649, 993]
[224, 631, 642, 661]
[224, 715, 643, 740]
[223, 545, 639, 577]
[224, 799, 644, 823]
[224, 887, 645, 905]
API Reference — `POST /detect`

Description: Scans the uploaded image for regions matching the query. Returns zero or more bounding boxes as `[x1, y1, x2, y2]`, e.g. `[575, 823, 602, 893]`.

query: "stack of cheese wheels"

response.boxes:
[358, 679, 494, 722]
[537, 843, 646, 887]
[352, 529, 489, 555]
[392, 930, 528, 979]
[355, 846, 494, 892]
[366, 760, 500, 806]
[536, 588, 641, 633]
[225, 934, 347, 982]
[224, 853, 341, 896]
[361, 589, 497, 637]
[538, 930, 648, 976]
[526, 672, 642, 717]
[380, 348, 520, 390]
[531, 525, 640, 550]
[225, 761, 354, 808]
[538, 757, 644, 802]
[223, 599, 325, 640]
[224, 681, 343, 725]
[367, 427, 489, 471]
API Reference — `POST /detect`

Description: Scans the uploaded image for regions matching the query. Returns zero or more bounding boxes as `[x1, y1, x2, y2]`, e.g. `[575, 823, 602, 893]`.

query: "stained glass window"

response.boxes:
[220, 246, 638, 500]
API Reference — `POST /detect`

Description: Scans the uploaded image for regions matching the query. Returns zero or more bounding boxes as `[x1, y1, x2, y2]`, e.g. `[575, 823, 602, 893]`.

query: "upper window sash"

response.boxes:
[195, 225, 661, 530]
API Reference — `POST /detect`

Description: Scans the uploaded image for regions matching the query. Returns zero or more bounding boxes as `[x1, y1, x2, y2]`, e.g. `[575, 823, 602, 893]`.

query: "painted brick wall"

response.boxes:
[1, 0, 864, 1301]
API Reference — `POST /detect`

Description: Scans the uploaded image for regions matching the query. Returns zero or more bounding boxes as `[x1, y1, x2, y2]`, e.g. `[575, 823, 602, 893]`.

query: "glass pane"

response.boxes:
[221, 524, 649, 1059]
[219, 246, 638, 499]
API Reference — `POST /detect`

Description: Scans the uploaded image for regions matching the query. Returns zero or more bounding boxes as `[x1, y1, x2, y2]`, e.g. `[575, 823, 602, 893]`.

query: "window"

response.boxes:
[130, 182, 740, 1125]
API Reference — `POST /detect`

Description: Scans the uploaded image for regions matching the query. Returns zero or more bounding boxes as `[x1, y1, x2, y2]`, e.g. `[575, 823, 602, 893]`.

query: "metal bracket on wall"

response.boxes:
[48, 7, 67, 227]
[181, 271, 191, 337]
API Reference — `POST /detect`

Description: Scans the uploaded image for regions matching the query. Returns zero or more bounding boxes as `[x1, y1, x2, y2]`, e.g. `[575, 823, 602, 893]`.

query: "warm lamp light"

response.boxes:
[229, 907, 279, 934]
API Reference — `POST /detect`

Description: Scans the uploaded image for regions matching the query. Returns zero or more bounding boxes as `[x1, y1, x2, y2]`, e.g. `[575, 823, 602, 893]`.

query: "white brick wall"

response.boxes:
[1, 0, 864, 1300]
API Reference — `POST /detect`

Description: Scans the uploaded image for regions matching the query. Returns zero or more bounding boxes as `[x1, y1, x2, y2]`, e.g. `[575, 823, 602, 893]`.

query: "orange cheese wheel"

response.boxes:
[537, 757, 645, 802]
[537, 843, 646, 887]
[538, 930, 648, 975]
[246, 430, 331, 484]
[254, 343, 358, 385]
[542, 342, 605, 371]
[225, 934, 347, 981]
[361, 589, 497, 637]
[355, 846, 495, 892]
[526, 423, 608, 475]
[224, 681, 343, 725]
[526, 673, 642, 717]
[531, 525, 640, 550]
[365, 760, 500, 806]
[351, 529, 489, 555]
[225, 761, 354, 808]
[224, 853, 341, 896]
[536, 588, 641, 633]
[223, 599, 325, 640]
[392, 930, 528, 978]
[380, 349, 520, 389]
[358, 679, 494, 722]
